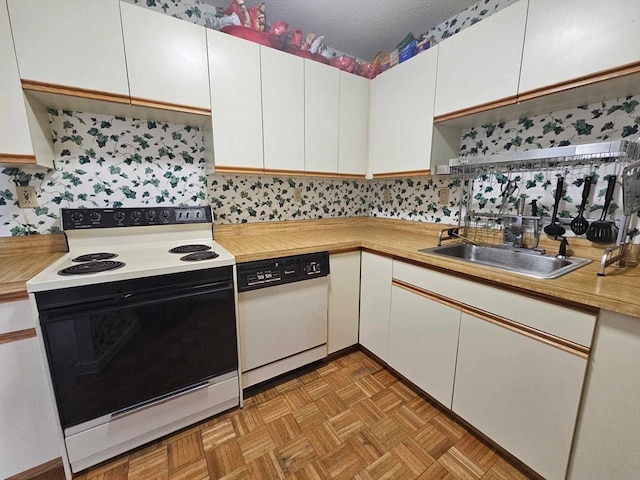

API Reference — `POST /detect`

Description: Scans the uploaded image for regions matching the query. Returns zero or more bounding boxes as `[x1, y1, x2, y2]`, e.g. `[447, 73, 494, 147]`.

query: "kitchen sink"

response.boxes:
[420, 243, 591, 279]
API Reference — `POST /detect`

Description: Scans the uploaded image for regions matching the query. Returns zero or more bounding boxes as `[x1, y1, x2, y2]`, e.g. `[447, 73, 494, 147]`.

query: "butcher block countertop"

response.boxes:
[216, 217, 640, 318]
[1, 218, 638, 317]
[0, 234, 67, 302]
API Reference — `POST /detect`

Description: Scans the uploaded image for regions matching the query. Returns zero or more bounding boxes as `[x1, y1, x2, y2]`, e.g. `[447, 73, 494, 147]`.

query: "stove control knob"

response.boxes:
[145, 210, 156, 221]
[70, 212, 83, 223]
[114, 211, 125, 223]
[131, 210, 141, 222]
[160, 210, 171, 222]
[89, 212, 101, 222]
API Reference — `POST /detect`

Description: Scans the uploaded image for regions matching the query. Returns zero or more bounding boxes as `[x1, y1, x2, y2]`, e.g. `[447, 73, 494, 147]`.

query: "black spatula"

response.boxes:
[586, 175, 617, 244]
[570, 176, 592, 235]
[544, 176, 566, 237]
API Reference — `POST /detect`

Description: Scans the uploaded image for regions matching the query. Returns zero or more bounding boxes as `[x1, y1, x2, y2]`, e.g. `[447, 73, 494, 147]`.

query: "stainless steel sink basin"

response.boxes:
[420, 243, 591, 279]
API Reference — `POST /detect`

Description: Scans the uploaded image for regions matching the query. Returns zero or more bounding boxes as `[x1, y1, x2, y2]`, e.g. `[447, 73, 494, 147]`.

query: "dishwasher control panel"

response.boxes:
[236, 252, 329, 292]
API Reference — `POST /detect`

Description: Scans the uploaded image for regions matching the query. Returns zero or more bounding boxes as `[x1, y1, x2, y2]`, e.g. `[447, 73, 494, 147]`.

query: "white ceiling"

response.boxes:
[201, 0, 479, 61]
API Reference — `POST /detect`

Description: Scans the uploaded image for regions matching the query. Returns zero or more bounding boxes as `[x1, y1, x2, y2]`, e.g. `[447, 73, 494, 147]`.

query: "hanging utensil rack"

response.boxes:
[448, 139, 640, 275]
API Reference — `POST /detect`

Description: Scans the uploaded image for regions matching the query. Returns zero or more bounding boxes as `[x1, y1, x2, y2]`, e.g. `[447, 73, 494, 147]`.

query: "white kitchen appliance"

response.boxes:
[236, 252, 329, 388]
[27, 206, 240, 477]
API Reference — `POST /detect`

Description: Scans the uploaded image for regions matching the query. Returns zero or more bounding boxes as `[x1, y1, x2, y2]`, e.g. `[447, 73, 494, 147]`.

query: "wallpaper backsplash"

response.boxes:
[1, 95, 638, 237]
[460, 95, 639, 240]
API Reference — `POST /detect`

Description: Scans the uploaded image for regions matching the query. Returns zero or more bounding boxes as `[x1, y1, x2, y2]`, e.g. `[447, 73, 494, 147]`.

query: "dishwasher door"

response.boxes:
[238, 276, 328, 373]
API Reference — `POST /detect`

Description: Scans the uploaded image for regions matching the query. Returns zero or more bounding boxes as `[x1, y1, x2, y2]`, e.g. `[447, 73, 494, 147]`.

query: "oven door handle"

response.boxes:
[40, 282, 234, 323]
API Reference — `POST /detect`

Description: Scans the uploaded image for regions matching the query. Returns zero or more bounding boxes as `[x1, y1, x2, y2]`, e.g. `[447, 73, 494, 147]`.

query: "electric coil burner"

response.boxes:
[58, 260, 125, 276]
[181, 251, 220, 261]
[169, 244, 211, 254]
[72, 252, 118, 262]
[27, 206, 239, 475]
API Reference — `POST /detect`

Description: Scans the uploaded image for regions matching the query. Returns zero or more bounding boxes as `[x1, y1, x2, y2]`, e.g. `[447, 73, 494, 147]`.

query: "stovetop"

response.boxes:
[26, 207, 235, 293]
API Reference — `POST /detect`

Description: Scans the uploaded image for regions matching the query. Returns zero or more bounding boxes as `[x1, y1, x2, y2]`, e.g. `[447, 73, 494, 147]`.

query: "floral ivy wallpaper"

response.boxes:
[0, 111, 207, 236]
[1, 94, 638, 237]
[459, 95, 640, 240]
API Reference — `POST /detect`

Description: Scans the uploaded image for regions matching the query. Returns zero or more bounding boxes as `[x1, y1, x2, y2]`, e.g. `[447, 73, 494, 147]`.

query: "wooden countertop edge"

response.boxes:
[222, 235, 638, 318]
[1, 222, 637, 318]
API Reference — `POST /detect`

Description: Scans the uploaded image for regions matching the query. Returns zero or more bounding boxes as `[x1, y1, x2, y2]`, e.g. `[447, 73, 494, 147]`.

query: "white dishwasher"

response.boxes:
[237, 252, 329, 388]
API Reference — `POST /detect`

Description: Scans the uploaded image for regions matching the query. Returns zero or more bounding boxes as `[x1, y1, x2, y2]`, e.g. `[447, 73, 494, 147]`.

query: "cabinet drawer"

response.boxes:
[66, 376, 239, 471]
[392, 260, 596, 347]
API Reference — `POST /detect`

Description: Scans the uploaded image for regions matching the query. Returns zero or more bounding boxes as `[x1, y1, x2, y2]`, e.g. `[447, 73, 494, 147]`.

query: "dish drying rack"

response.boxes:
[448, 139, 640, 275]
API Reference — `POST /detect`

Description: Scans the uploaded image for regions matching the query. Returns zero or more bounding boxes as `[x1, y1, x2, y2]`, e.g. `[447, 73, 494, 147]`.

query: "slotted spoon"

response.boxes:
[586, 175, 617, 243]
[570, 176, 592, 235]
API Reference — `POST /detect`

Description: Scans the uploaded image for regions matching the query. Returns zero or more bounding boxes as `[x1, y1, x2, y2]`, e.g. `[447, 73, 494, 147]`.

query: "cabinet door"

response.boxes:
[305, 60, 339, 174]
[434, 0, 527, 117]
[7, 0, 129, 97]
[453, 311, 588, 480]
[261, 47, 304, 172]
[0, 300, 60, 479]
[369, 46, 438, 176]
[120, 2, 210, 111]
[207, 29, 263, 172]
[338, 72, 369, 176]
[328, 251, 361, 354]
[0, 0, 33, 159]
[388, 286, 460, 408]
[519, 0, 640, 94]
[359, 252, 392, 361]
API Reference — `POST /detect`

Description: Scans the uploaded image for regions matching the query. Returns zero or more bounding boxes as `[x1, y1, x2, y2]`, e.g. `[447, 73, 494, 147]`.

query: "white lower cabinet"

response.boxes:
[0, 300, 60, 479]
[390, 259, 596, 479]
[358, 251, 392, 361]
[328, 251, 361, 354]
[453, 310, 588, 480]
[388, 285, 460, 408]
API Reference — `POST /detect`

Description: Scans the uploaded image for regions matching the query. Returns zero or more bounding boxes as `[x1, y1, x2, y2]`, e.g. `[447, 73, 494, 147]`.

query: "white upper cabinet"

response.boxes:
[7, 0, 129, 97]
[304, 60, 339, 174]
[120, 2, 210, 112]
[369, 46, 438, 176]
[261, 47, 305, 172]
[207, 29, 263, 172]
[519, 0, 640, 94]
[1, 0, 33, 159]
[434, 0, 528, 117]
[338, 72, 369, 176]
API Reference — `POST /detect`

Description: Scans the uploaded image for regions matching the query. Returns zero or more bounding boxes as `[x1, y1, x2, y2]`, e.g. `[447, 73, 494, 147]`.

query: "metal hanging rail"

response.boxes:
[448, 140, 631, 176]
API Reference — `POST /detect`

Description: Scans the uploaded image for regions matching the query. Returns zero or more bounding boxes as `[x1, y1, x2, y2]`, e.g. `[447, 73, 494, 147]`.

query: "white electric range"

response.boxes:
[27, 206, 240, 477]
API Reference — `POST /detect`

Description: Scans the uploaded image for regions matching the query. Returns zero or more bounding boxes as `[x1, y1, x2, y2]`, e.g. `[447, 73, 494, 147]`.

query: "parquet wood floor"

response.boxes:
[66, 350, 533, 480]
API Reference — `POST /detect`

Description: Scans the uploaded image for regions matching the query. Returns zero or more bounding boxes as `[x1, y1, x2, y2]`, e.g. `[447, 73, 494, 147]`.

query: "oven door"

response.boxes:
[39, 275, 237, 430]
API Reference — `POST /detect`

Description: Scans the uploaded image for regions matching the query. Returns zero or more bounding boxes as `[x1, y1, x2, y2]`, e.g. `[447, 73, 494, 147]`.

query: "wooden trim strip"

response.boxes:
[517, 61, 640, 103]
[214, 165, 265, 175]
[392, 278, 462, 311]
[214, 167, 367, 179]
[262, 168, 307, 176]
[304, 171, 366, 179]
[0, 153, 37, 165]
[21, 79, 130, 104]
[373, 169, 431, 179]
[0, 291, 29, 303]
[130, 97, 211, 116]
[461, 304, 590, 359]
[6, 457, 63, 480]
[0, 328, 36, 345]
[434, 95, 518, 123]
[330, 246, 362, 255]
